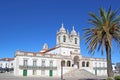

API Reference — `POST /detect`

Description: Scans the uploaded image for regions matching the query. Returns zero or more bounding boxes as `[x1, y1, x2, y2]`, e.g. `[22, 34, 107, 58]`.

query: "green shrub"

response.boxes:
[114, 76, 120, 80]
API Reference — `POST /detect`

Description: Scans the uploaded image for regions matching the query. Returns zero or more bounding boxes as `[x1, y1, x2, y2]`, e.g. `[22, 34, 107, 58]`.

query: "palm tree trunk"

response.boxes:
[106, 43, 114, 78]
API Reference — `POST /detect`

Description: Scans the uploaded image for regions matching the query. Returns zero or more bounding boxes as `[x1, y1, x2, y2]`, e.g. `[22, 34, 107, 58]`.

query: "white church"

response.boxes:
[2, 24, 108, 77]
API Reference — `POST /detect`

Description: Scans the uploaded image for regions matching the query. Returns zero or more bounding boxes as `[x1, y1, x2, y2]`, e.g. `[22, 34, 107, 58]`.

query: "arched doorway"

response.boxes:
[67, 61, 71, 67]
[73, 56, 79, 69]
[82, 61, 85, 67]
[86, 62, 89, 67]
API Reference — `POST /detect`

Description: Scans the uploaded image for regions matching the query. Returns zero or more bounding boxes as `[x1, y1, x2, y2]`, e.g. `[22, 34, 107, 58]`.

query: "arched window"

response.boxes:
[75, 38, 77, 44]
[61, 60, 65, 67]
[58, 36, 60, 42]
[63, 35, 66, 42]
[67, 61, 71, 67]
[86, 62, 89, 67]
[82, 61, 85, 67]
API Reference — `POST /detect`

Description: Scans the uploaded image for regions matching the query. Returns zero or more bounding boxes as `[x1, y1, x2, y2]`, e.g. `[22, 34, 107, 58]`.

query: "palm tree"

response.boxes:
[83, 7, 120, 78]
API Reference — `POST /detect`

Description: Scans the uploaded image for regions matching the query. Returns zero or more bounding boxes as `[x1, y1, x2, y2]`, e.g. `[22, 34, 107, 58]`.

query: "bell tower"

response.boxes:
[70, 26, 80, 47]
[56, 24, 80, 48]
[56, 23, 69, 46]
[56, 23, 80, 56]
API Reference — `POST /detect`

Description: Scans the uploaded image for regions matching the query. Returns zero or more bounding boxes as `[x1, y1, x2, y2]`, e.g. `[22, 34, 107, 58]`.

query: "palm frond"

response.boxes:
[89, 12, 102, 26]
[112, 15, 120, 23]
[84, 7, 120, 55]
[107, 6, 112, 21]
[99, 8, 107, 23]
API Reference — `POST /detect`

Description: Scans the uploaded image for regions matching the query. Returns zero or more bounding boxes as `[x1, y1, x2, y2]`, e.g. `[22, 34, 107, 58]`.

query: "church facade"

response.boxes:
[14, 24, 107, 77]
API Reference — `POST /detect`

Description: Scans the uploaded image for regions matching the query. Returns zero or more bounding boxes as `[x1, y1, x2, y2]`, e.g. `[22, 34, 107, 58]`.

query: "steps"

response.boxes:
[63, 69, 97, 79]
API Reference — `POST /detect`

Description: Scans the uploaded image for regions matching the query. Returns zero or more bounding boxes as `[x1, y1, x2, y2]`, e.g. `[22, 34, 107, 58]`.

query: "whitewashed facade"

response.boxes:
[14, 24, 107, 77]
[0, 58, 14, 72]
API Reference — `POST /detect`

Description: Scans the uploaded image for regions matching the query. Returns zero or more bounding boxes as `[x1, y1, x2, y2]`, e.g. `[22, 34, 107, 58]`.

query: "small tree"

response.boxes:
[83, 7, 120, 78]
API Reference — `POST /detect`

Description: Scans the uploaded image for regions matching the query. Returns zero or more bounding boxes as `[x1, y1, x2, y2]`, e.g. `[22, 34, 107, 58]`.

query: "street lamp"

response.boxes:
[61, 61, 65, 80]
[61, 61, 63, 80]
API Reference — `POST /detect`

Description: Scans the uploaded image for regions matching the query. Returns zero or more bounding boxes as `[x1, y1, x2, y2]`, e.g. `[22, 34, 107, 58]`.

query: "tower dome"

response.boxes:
[43, 43, 48, 50]
[59, 23, 66, 33]
[71, 26, 77, 35]
[40, 43, 48, 53]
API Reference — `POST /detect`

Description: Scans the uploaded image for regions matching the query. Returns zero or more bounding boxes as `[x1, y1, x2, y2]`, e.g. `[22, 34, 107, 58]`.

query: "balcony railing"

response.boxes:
[19, 65, 57, 70]
[93, 67, 107, 70]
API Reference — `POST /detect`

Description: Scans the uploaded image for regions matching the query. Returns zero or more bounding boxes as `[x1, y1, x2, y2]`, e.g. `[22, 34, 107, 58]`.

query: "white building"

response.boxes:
[14, 24, 107, 77]
[0, 58, 14, 72]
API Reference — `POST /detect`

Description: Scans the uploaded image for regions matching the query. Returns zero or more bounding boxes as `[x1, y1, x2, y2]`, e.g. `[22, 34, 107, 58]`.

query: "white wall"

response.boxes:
[0, 60, 14, 68]
[92, 60, 107, 76]
[14, 55, 58, 76]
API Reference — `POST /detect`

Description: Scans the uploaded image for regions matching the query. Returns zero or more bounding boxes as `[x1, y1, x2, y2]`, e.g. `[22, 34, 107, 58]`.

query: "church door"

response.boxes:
[23, 70, 27, 76]
[74, 56, 79, 69]
[49, 70, 53, 77]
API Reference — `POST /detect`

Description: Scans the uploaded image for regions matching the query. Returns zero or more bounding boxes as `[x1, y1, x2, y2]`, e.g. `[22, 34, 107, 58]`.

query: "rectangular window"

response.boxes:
[41, 70, 45, 76]
[42, 60, 45, 66]
[95, 63, 97, 67]
[23, 60, 28, 66]
[33, 70, 36, 75]
[0, 64, 2, 67]
[50, 60, 53, 67]
[33, 60, 37, 67]
[99, 63, 101, 67]
[6, 63, 7, 68]
[11, 63, 13, 66]
[11, 63, 13, 68]
[99, 70, 101, 74]
[103, 63, 105, 67]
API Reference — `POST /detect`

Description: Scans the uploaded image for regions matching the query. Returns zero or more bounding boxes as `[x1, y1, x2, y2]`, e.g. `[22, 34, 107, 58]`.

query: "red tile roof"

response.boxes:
[40, 46, 59, 54]
[1, 58, 14, 61]
[16, 46, 59, 57]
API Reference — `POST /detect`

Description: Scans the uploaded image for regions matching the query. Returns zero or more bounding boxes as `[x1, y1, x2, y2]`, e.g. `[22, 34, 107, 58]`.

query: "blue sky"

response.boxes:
[0, 0, 120, 63]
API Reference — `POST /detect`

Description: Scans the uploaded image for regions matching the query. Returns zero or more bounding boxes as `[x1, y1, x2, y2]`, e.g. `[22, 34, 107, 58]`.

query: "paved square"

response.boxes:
[0, 73, 108, 80]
